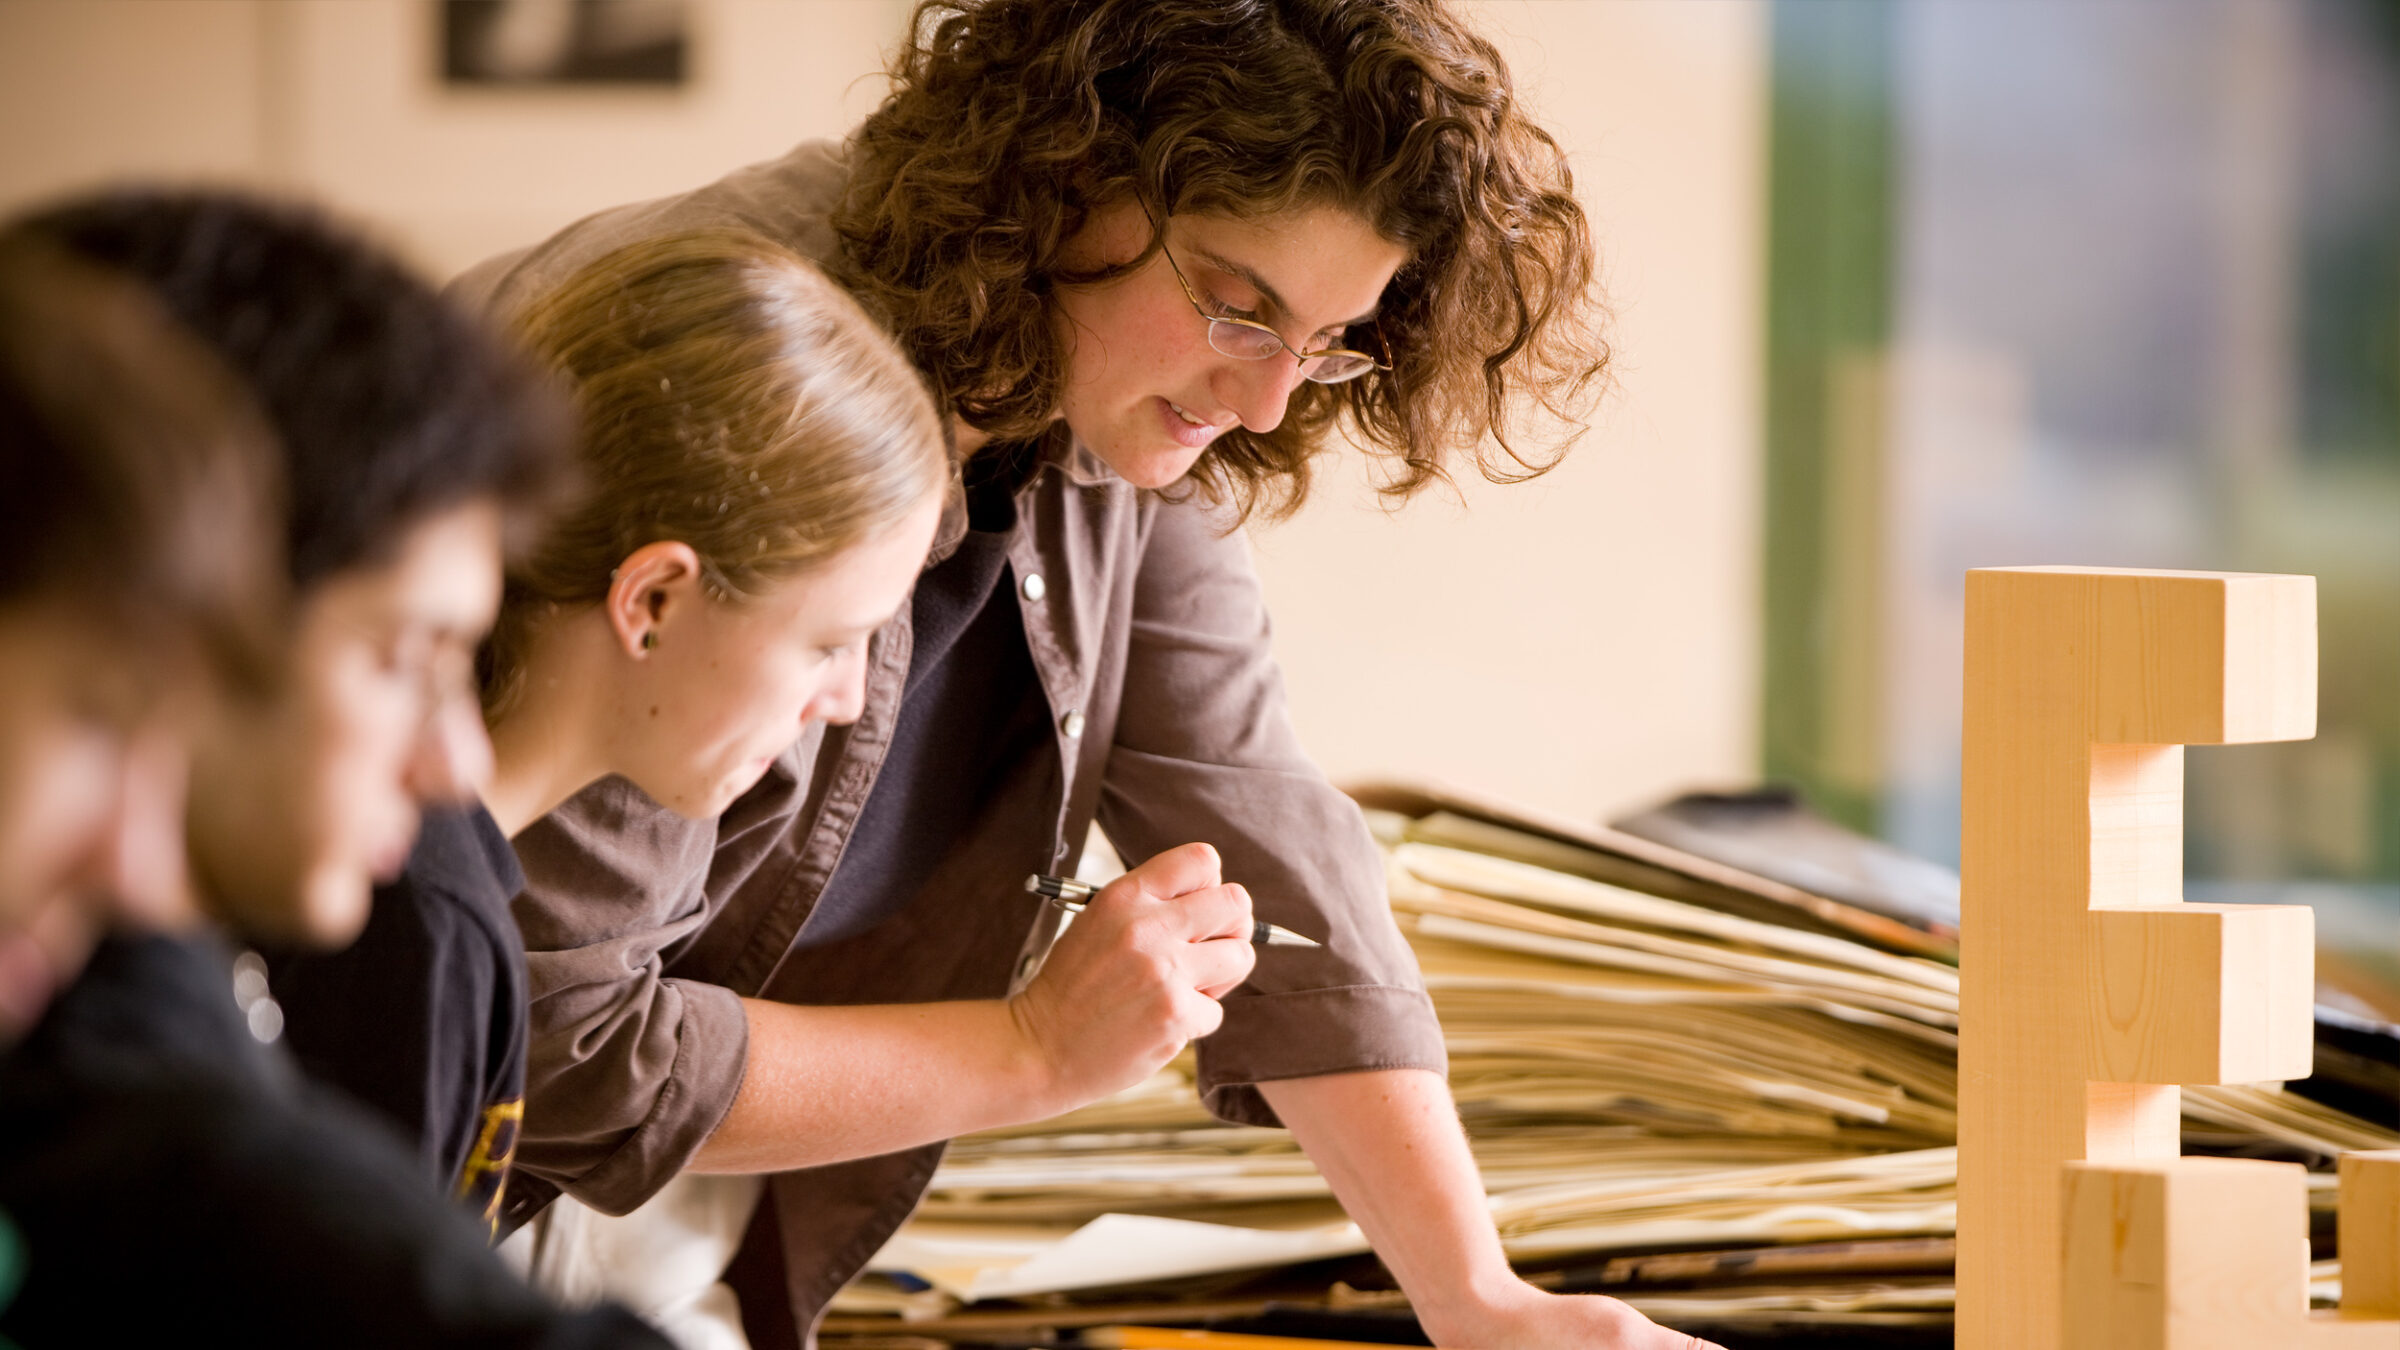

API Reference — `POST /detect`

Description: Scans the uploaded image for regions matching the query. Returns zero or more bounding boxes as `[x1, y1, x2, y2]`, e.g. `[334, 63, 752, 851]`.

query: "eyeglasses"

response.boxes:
[1145, 211, 1392, 385]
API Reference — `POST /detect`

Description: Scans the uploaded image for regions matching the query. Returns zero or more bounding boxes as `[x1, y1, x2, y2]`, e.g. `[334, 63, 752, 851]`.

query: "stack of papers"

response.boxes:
[824, 784, 2400, 1346]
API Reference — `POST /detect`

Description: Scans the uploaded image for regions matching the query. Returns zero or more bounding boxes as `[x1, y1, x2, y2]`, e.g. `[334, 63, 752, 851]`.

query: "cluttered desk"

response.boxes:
[817, 568, 2400, 1349]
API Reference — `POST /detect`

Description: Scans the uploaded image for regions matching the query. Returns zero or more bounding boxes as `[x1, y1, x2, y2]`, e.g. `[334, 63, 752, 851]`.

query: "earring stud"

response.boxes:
[641, 631, 658, 651]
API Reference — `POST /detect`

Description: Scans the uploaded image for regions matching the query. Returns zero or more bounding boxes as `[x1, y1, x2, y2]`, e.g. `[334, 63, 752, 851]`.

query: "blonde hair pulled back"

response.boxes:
[484, 229, 949, 717]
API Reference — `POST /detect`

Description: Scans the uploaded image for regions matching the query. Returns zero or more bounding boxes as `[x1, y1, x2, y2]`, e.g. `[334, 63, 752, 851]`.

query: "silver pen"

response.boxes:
[1023, 873, 1321, 947]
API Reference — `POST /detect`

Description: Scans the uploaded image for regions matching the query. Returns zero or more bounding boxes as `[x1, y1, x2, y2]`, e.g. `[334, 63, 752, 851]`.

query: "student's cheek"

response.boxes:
[314, 654, 426, 874]
[730, 652, 810, 760]
[0, 724, 118, 932]
[103, 722, 201, 931]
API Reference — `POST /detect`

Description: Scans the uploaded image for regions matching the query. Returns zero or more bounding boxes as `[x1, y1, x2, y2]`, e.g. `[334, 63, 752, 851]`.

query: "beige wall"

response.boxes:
[0, 0, 1763, 823]
[0, 0, 911, 272]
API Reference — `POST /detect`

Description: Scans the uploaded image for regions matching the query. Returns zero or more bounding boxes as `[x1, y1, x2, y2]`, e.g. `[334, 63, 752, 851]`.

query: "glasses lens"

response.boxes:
[1207, 320, 1284, 361]
[1299, 351, 1375, 384]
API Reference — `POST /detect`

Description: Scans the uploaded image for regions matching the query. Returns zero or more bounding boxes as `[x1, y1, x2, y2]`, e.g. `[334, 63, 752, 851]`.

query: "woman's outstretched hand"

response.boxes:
[1007, 842, 1255, 1111]
[1433, 1285, 1729, 1350]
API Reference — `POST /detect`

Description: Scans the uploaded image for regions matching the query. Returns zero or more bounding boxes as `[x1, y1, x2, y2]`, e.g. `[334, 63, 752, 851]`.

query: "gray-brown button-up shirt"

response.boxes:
[453, 140, 1445, 1342]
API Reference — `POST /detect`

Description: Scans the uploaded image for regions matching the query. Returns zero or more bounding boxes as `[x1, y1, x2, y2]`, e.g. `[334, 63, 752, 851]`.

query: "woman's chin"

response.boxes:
[1086, 431, 1209, 490]
[1130, 456, 1208, 490]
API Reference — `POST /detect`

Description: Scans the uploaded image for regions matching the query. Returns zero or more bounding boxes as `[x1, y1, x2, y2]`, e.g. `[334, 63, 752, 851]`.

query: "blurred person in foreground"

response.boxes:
[0, 239, 283, 1047]
[0, 192, 672, 1349]
[0, 239, 288, 1316]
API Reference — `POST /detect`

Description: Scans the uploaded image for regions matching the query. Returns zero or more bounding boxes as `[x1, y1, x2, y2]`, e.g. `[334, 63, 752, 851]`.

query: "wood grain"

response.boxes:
[1967, 567, 2400, 1346]
[1959, 568, 2319, 1349]
[2346, 1152, 2400, 1319]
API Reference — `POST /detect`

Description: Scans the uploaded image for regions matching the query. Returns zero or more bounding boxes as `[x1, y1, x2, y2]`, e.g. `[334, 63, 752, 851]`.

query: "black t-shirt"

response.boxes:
[803, 445, 1053, 946]
[267, 803, 528, 1233]
[0, 932, 669, 1349]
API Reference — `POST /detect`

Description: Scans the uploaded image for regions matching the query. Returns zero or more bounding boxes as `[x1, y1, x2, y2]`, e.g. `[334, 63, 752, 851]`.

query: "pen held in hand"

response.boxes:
[1024, 874, 1322, 948]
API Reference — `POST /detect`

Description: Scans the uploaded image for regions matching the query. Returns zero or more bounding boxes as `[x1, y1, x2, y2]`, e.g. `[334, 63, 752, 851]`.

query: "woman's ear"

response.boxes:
[604, 541, 705, 659]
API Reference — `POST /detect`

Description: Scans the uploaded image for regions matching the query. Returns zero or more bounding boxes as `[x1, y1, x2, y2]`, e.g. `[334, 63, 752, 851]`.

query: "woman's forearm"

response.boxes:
[1258, 1070, 1521, 1328]
[688, 996, 1062, 1174]
[1260, 1069, 1716, 1350]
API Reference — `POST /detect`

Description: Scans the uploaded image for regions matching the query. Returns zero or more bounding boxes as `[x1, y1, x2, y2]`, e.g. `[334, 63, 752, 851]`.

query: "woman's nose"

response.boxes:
[1216, 353, 1310, 435]
[807, 650, 871, 728]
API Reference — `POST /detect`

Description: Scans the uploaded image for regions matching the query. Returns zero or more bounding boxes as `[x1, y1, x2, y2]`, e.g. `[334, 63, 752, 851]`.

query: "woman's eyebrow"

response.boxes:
[1190, 245, 1381, 330]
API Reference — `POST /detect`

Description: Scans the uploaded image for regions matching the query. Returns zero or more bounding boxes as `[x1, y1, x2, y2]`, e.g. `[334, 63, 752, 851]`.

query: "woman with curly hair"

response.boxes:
[461, 3, 1713, 1346]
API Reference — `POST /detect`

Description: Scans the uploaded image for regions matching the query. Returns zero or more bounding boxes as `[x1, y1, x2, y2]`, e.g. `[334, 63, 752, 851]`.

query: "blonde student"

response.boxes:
[280, 229, 1252, 1334]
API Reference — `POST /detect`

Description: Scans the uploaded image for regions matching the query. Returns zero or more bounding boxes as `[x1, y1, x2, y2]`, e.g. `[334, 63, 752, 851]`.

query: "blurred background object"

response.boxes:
[441, 0, 690, 87]
[1766, 0, 2400, 960]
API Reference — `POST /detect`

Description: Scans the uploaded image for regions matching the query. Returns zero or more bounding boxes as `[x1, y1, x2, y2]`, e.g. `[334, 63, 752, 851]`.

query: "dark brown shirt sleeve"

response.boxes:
[1096, 496, 1448, 1127]
[508, 775, 750, 1215]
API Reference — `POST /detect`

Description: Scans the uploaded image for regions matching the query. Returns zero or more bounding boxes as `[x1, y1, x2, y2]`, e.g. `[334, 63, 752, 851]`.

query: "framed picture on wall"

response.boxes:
[440, 0, 689, 87]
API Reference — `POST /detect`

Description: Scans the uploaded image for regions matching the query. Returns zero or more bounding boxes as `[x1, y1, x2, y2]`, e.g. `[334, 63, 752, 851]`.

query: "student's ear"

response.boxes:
[604, 541, 705, 659]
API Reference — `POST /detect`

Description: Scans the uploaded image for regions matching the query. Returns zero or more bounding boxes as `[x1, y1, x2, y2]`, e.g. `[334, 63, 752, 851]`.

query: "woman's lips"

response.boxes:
[1157, 397, 1224, 450]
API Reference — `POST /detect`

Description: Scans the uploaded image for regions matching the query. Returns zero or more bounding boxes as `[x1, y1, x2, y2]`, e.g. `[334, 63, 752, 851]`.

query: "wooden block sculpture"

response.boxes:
[1959, 566, 2400, 1348]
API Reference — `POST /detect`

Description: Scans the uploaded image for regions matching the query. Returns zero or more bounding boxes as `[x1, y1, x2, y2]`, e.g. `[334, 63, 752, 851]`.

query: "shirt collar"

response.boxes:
[923, 429, 1121, 567]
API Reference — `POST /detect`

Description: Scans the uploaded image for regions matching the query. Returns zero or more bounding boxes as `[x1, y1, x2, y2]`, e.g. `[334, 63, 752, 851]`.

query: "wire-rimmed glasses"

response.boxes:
[1145, 212, 1392, 385]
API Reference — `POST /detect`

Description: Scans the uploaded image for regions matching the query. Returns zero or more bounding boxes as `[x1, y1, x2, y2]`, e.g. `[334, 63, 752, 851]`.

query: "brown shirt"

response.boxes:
[452, 140, 1444, 1343]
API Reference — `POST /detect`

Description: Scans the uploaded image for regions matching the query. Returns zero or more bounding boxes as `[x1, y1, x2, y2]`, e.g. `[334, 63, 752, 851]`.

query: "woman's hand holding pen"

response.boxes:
[698, 842, 1252, 1172]
[1007, 842, 1256, 1112]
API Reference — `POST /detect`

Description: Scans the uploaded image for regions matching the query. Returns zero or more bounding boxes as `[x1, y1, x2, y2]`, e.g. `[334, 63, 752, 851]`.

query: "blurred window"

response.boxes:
[1766, 0, 2400, 985]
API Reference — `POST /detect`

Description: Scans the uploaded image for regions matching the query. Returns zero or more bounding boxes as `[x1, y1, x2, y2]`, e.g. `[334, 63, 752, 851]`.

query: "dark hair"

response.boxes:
[834, 0, 1606, 520]
[0, 239, 286, 691]
[18, 190, 570, 589]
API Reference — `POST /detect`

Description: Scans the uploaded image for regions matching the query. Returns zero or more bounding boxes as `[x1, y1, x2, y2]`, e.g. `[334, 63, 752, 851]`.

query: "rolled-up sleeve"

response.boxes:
[1095, 497, 1447, 1128]
[509, 776, 750, 1215]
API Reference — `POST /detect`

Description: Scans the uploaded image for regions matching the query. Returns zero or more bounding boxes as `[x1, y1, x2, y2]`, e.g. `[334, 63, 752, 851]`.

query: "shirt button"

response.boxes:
[1021, 572, 1047, 601]
[1060, 710, 1086, 739]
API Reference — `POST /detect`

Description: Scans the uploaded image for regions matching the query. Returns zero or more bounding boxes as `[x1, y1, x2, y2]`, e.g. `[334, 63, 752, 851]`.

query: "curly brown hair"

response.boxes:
[833, 0, 1606, 520]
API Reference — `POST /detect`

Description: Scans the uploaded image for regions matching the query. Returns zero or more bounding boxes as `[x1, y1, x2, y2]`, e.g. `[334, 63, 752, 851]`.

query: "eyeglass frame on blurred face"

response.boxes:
[1141, 203, 1392, 385]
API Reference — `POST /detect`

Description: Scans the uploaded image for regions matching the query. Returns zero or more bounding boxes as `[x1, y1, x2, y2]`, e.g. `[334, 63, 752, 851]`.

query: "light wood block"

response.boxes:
[2061, 1157, 2309, 1350]
[1967, 566, 2400, 1347]
[2063, 1156, 2400, 1348]
[2085, 904, 2315, 1085]
[2347, 1152, 2400, 1318]
[1960, 567, 2318, 1350]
